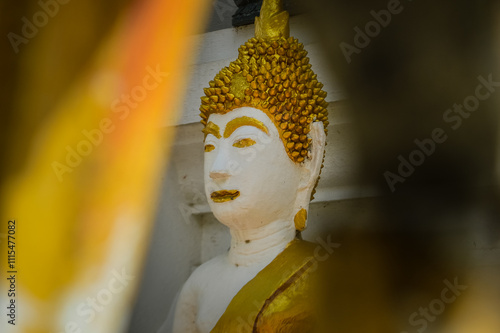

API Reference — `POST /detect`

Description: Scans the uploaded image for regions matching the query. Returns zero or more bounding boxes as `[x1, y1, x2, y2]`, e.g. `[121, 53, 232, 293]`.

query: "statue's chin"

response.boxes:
[209, 198, 298, 232]
[209, 200, 250, 229]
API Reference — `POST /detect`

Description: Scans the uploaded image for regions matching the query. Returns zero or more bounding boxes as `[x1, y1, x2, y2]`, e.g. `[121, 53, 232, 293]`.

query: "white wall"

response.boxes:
[127, 158, 203, 333]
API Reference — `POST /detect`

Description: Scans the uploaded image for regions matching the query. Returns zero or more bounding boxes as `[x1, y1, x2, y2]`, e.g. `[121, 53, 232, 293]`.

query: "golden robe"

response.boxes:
[211, 239, 325, 333]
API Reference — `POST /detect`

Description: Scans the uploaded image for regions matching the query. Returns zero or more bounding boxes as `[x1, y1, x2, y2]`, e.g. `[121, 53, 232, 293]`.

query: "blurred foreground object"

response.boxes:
[0, 0, 209, 332]
[304, 0, 500, 332]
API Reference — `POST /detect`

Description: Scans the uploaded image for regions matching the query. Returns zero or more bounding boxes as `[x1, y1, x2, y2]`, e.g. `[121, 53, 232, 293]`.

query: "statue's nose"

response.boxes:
[209, 170, 230, 180]
[209, 152, 231, 180]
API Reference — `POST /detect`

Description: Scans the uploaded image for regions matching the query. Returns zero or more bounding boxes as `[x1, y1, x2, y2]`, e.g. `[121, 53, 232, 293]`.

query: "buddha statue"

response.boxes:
[173, 0, 329, 331]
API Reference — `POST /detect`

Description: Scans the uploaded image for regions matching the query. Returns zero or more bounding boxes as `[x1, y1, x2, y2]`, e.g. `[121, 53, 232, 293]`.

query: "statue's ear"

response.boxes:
[293, 121, 326, 231]
[299, 121, 326, 192]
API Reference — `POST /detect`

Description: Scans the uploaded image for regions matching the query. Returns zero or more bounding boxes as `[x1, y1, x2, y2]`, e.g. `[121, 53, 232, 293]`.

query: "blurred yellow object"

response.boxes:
[0, 0, 209, 332]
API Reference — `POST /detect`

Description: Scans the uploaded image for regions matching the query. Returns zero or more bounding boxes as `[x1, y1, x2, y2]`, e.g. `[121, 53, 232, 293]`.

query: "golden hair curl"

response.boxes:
[199, 36, 329, 164]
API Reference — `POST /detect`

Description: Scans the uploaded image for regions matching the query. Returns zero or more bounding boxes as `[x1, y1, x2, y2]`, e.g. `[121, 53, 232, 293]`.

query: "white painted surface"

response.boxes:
[173, 107, 326, 332]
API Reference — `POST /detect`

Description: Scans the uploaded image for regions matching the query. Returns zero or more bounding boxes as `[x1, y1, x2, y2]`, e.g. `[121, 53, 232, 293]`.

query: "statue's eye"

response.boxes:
[233, 138, 256, 148]
[204, 144, 215, 152]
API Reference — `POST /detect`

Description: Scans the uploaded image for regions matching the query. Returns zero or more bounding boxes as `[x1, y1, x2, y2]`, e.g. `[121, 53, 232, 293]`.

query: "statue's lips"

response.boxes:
[210, 190, 240, 203]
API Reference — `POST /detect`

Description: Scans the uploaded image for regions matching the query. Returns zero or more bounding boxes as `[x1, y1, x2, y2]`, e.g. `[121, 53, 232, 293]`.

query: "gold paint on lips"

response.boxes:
[211, 190, 240, 203]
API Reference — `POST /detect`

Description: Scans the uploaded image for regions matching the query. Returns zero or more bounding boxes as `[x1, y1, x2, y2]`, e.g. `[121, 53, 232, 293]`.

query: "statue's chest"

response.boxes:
[195, 263, 262, 332]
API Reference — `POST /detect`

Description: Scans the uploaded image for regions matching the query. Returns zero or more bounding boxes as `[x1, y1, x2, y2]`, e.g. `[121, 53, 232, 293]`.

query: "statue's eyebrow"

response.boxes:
[223, 116, 269, 138]
[202, 121, 221, 139]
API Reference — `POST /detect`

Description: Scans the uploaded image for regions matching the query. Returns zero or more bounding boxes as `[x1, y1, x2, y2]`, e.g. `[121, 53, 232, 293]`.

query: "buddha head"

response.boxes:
[200, 0, 328, 233]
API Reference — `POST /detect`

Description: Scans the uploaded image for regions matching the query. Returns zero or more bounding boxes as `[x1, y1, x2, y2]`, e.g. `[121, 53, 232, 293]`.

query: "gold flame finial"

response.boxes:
[255, 0, 289, 40]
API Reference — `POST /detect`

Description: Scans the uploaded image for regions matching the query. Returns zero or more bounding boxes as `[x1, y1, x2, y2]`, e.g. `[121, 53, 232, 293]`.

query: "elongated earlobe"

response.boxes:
[294, 208, 307, 231]
[301, 121, 326, 192]
[292, 121, 327, 231]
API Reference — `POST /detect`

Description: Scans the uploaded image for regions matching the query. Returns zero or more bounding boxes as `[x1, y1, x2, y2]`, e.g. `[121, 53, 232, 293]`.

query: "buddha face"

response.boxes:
[204, 107, 303, 230]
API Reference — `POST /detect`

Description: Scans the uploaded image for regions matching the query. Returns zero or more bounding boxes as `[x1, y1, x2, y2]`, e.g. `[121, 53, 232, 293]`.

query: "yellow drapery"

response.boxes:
[0, 0, 210, 332]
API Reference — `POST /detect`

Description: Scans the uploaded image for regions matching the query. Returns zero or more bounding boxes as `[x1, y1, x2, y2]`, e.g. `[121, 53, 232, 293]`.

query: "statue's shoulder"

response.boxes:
[184, 254, 228, 288]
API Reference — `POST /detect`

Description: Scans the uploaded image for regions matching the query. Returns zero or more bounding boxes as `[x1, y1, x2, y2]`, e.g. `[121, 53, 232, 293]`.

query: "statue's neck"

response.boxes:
[228, 220, 296, 267]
